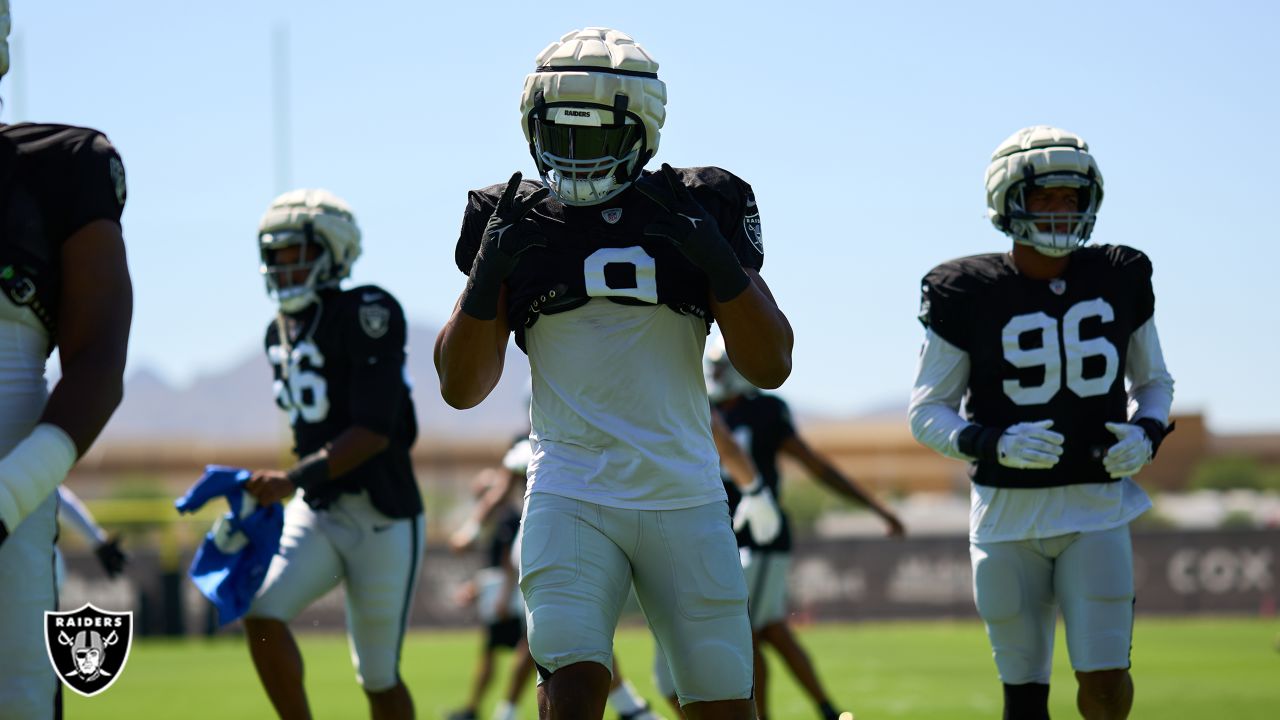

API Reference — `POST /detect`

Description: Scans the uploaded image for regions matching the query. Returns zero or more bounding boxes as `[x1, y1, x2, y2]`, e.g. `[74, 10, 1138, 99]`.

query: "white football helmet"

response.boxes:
[986, 126, 1104, 257]
[1, 0, 12, 78]
[258, 189, 361, 312]
[705, 334, 756, 403]
[520, 27, 667, 206]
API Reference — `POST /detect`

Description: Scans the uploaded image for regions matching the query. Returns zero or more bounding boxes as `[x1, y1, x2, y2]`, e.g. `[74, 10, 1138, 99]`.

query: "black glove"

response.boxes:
[461, 172, 550, 320]
[635, 163, 750, 302]
[94, 536, 127, 579]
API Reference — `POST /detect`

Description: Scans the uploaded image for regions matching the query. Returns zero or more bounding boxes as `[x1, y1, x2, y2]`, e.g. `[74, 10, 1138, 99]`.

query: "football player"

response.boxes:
[436, 27, 793, 720]
[449, 453, 537, 720]
[0, 1, 133, 714]
[450, 417, 762, 717]
[654, 338, 904, 720]
[240, 190, 424, 720]
[909, 126, 1175, 720]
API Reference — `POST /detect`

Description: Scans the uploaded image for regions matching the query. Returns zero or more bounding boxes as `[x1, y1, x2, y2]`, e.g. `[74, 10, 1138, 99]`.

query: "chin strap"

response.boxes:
[273, 312, 291, 380]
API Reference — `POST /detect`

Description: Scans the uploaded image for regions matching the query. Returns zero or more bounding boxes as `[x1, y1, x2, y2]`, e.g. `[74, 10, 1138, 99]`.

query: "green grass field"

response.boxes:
[67, 617, 1279, 719]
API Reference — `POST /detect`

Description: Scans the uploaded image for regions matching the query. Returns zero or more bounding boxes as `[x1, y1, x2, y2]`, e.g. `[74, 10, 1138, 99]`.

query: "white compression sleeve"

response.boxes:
[908, 330, 974, 460]
[1125, 318, 1174, 424]
[0, 424, 78, 533]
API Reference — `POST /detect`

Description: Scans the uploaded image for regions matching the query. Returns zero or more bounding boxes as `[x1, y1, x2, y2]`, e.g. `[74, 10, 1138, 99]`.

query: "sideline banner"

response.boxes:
[59, 528, 1279, 632]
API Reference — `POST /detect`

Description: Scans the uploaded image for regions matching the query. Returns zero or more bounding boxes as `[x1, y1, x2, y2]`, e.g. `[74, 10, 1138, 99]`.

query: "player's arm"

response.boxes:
[248, 423, 396, 507]
[450, 466, 522, 552]
[435, 287, 512, 409]
[1100, 318, 1176, 478]
[637, 164, 792, 388]
[712, 410, 759, 491]
[57, 485, 108, 545]
[43, 219, 133, 455]
[322, 426, 392, 477]
[713, 269, 793, 390]
[58, 485, 128, 577]
[908, 329, 978, 461]
[0, 219, 132, 543]
[451, 439, 531, 550]
[1125, 318, 1175, 429]
[779, 433, 905, 537]
[712, 410, 781, 544]
[909, 328, 1064, 470]
[437, 173, 547, 409]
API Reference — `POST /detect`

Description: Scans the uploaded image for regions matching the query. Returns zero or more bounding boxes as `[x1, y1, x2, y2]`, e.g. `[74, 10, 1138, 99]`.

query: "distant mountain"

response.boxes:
[101, 322, 533, 446]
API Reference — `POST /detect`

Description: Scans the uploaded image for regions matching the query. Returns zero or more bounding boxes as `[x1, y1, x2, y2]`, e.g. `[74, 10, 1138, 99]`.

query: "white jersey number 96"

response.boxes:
[1001, 298, 1119, 406]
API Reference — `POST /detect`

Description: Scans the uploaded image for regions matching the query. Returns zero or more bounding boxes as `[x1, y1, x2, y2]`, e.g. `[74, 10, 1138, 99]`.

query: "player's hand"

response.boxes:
[476, 172, 549, 279]
[462, 172, 550, 320]
[449, 518, 481, 554]
[94, 535, 127, 578]
[453, 580, 478, 607]
[1102, 422, 1153, 478]
[882, 513, 907, 538]
[732, 479, 781, 545]
[246, 470, 295, 506]
[997, 420, 1065, 470]
[636, 163, 750, 302]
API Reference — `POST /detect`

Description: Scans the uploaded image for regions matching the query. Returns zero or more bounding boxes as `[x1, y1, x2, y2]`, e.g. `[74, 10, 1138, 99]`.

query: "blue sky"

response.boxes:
[8, 1, 1278, 432]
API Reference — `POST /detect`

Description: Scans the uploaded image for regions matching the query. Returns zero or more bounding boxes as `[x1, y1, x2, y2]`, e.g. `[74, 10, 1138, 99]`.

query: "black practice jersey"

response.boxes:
[720, 394, 798, 552]
[454, 166, 764, 351]
[264, 285, 422, 517]
[486, 505, 522, 570]
[919, 245, 1156, 488]
[1, 123, 126, 349]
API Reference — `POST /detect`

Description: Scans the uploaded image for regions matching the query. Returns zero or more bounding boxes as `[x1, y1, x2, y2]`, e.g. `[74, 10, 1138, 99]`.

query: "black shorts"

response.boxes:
[486, 617, 525, 650]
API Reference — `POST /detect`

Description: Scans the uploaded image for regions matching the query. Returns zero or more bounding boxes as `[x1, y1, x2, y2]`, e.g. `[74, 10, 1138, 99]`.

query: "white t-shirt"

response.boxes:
[524, 299, 725, 510]
[909, 319, 1172, 543]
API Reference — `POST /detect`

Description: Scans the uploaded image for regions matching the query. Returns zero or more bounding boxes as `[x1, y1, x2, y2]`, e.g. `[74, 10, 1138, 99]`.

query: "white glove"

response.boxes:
[1102, 422, 1152, 479]
[997, 420, 1065, 470]
[732, 480, 781, 544]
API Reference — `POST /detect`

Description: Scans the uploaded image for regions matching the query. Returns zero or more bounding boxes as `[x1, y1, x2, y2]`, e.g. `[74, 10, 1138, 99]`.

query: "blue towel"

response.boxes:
[176, 466, 284, 625]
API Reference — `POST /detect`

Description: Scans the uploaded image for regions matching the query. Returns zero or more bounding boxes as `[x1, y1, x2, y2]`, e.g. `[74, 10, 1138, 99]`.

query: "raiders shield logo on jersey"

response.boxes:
[359, 304, 391, 339]
[109, 156, 127, 207]
[744, 211, 763, 254]
[44, 604, 133, 697]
